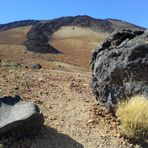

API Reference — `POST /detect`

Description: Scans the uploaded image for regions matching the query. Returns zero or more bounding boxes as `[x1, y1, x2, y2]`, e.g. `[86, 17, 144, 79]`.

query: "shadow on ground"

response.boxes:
[143, 143, 148, 148]
[7, 125, 84, 148]
[130, 139, 148, 148]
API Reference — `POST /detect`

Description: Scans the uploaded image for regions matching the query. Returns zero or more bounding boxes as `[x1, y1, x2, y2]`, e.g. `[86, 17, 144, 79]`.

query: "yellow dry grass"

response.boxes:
[116, 95, 148, 142]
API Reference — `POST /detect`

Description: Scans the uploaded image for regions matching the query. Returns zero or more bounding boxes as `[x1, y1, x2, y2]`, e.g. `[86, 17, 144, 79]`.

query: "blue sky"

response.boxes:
[0, 0, 147, 28]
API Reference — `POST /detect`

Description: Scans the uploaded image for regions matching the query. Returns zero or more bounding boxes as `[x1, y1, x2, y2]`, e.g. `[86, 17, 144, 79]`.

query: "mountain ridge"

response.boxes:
[0, 20, 40, 31]
[0, 15, 145, 32]
[24, 15, 145, 53]
[0, 15, 146, 68]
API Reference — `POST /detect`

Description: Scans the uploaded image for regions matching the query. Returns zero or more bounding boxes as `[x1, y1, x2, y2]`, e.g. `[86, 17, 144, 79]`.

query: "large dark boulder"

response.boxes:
[91, 30, 148, 109]
[0, 96, 44, 141]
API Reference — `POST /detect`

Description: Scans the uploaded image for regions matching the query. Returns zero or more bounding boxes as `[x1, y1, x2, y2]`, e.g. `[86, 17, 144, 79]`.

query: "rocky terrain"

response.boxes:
[0, 65, 136, 148]
[0, 15, 145, 69]
[0, 16, 147, 148]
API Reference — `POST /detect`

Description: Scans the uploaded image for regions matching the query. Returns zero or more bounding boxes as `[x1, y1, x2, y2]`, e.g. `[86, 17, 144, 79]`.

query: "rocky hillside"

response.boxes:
[25, 15, 145, 53]
[0, 20, 39, 31]
[0, 15, 145, 69]
[0, 16, 147, 148]
[106, 18, 145, 31]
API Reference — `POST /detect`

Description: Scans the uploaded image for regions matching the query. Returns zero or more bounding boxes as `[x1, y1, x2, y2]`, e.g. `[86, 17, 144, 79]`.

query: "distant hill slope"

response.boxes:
[0, 20, 39, 31]
[0, 15, 145, 69]
[25, 15, 145, 53]
[0, 26, 32, 44]
[106, 18, 145, 31]
[0, 20, 40, 45]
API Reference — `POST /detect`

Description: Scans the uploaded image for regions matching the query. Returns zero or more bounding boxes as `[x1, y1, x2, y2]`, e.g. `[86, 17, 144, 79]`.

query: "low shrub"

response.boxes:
[116, 95, 148, 142]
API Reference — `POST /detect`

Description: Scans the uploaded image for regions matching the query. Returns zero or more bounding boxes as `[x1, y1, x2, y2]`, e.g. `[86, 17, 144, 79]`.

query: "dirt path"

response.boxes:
[0, 66, 133, 148]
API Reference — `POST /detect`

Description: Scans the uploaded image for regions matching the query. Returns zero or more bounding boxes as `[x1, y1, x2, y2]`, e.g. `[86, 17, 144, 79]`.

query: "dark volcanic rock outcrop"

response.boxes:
[25, 23, 62, 53]
[91, 29, 148, 109]
[0, 96, 44, 141]
[25, 15, 144, 53]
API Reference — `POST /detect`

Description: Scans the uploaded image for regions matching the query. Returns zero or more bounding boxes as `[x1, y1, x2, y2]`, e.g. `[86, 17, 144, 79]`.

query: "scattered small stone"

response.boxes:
[14, 86, 19, 90]
[85, 100, 90, 103]
[35, 99, 43, 104]
[31, 64, 42, 69]
[25, 65, 29, 69]
[87, 119, 95, 124]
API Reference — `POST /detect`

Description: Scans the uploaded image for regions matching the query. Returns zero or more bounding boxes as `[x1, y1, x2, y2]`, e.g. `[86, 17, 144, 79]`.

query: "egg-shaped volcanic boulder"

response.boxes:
[91, 30, 148, 109]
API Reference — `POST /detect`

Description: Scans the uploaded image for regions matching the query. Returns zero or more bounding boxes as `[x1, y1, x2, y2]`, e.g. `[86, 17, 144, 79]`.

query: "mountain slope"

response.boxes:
[0, 15, 145, 69]
[25, 15, 145, 53]
[0, 20, 39, 31]
[0, 26, 31, 44]
[106, 18, 144, 30]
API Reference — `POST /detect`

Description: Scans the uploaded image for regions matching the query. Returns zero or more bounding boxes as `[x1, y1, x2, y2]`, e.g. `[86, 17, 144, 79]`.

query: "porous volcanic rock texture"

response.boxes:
[91, 29, 148, 108]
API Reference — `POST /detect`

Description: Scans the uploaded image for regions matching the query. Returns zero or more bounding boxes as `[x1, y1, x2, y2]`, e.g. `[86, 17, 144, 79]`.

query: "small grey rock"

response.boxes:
[31, 63, 42, 69]
[0, 96, 44, 141]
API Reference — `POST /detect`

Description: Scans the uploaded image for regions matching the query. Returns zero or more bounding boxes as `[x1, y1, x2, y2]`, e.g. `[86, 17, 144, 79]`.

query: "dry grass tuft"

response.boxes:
[116, 95, 148, 142]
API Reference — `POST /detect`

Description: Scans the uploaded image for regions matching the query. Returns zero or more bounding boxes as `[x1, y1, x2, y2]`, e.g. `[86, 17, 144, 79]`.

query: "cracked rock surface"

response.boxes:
[91, 30, 148, 108]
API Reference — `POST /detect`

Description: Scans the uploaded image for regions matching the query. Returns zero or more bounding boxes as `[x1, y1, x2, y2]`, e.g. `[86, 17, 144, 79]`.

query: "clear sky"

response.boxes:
[0, 0, 147, 28]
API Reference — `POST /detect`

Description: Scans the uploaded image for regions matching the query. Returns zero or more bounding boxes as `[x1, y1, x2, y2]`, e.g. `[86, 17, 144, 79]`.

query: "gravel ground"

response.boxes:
[0, 66, 138, 148]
